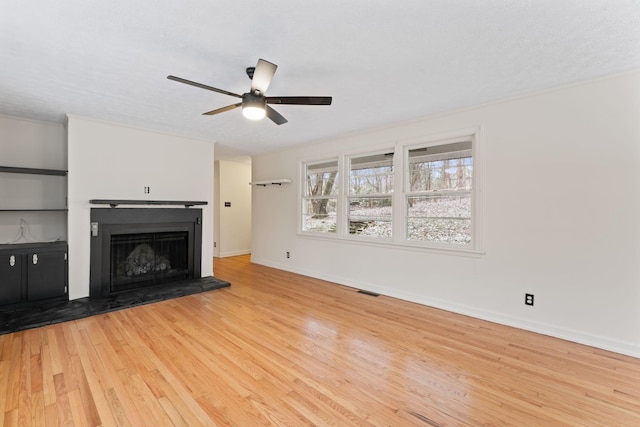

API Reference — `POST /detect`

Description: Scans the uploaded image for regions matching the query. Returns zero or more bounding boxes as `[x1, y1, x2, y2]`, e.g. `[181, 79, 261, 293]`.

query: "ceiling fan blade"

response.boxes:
[265, 105, 288, 125]
[202, 103, 242, 116]
[250, 59, 277, 94]
[167, 75, 242, 99]
[266, 96, 332, 105]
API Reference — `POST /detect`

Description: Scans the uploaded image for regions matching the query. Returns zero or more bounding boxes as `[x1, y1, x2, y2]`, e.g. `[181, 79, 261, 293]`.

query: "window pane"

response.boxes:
[408, 142, 472, 192]
[306, 160, 339, 197]
[349, 153, 393, 195]
[302, 198, 337, 232]
[407, 194, 471, 244]
[348, 197, 392, 237]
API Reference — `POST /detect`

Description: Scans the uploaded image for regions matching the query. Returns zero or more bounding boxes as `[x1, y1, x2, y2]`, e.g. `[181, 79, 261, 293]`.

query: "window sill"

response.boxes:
[297, 232, 485, 258]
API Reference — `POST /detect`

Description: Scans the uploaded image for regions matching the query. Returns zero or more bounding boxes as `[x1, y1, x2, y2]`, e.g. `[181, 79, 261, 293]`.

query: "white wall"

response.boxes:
[213, 161, 221, 258]
[214, 160, 251, 257]
[0, 114, 67, 243]
[67, 115, 214, 300]
[251, 70, 640, 357]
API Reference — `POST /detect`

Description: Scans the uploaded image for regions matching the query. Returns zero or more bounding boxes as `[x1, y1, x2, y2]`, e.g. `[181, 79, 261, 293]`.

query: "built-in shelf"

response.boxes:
[90, 199, 208, 208]
[0, 166, 67, 176]
[0, 165, 68, 243]
[250, 178, 292, 186]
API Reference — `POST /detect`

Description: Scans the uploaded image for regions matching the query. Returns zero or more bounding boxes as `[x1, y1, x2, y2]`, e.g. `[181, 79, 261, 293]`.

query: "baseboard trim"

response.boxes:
[218, 249, 251, 258]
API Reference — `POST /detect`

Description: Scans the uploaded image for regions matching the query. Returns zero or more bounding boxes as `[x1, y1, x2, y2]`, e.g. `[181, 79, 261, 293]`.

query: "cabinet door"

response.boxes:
[0, 253, 22, 304]
[27, 251, 67, 301]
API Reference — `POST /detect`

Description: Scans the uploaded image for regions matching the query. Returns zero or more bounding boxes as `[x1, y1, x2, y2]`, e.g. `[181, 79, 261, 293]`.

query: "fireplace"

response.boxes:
[90, 208, 202, 297]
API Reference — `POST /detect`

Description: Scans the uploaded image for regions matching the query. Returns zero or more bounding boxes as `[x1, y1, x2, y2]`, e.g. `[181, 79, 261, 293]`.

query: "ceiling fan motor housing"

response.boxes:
[243, 92, 266, 107]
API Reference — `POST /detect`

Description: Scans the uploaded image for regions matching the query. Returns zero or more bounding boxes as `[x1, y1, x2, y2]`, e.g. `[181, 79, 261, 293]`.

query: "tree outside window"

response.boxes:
[302, 159, 338, 233]
[347, 152, 394, 238]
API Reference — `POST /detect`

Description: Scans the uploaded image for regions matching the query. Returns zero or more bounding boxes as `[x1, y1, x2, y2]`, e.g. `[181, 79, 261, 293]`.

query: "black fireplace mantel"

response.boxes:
[90, 199, 208, 208]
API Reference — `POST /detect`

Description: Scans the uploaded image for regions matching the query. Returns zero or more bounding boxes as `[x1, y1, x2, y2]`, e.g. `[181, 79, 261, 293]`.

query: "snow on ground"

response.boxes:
[304, 198, 471, 244]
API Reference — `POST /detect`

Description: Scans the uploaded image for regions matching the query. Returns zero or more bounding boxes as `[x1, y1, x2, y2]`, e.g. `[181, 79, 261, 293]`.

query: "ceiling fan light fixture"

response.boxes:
[241, 93, 266, 120]
[242, 104, 266, 120]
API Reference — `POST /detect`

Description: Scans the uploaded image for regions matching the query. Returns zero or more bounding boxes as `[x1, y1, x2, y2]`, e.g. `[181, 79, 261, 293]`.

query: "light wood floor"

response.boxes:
[1, 255, 639, 426]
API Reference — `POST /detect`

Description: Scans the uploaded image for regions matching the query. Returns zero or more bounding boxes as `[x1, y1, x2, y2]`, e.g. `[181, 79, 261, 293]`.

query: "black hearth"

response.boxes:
[90, 208, 203, 297]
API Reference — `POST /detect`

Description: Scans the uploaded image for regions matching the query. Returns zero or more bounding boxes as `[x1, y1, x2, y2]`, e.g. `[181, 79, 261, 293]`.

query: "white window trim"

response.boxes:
[298, 127, 484, 256]
[397, 127, 483, 252]
[299, 157, 340, 235]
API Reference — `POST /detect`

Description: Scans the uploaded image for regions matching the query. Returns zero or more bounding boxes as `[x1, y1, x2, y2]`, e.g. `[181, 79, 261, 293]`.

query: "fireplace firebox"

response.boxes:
[90, 208, 203, 297]
[110, 231, 189, 292]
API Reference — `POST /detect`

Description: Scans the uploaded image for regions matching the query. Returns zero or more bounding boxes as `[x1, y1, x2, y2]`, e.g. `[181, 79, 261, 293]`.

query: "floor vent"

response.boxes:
[357, 289, 380, 297]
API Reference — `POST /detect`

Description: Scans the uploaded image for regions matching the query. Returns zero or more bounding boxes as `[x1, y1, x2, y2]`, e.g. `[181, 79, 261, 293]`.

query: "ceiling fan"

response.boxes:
[167, 58, 332, 125]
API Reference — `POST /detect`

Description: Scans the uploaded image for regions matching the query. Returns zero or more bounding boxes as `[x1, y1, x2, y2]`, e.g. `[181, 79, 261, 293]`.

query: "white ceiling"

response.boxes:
[1, 1, 639, 160]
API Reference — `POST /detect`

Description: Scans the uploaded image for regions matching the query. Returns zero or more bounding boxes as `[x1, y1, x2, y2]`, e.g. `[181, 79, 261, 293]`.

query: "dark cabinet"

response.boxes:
[0, 252, 22, 304]
[27, 250, 67, 301]
[0, 242, 68, 306]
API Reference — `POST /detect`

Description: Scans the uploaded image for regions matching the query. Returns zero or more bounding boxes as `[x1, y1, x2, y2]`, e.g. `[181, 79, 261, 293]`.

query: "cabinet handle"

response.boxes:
[32, 254, 38, 265]
[9, 255, 15, 267]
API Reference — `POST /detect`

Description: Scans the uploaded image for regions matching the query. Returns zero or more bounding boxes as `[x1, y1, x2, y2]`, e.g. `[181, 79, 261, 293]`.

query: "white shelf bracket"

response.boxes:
[249, 178, 292, 187]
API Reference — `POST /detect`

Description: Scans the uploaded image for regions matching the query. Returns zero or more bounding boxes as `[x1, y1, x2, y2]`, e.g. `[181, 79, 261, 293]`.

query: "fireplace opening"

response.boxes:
[110, 231, 189, 293]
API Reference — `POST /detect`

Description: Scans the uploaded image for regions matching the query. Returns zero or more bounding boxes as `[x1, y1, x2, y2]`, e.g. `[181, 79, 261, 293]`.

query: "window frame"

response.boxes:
[400, 133, 477, 249]
[298, 127, 483, 255]
[300, 157, 340, 235]
[344, 150, 395, 241]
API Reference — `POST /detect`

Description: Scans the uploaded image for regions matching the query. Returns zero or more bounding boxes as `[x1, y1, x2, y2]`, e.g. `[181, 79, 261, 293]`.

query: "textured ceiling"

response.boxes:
[1, 1, 639, 160]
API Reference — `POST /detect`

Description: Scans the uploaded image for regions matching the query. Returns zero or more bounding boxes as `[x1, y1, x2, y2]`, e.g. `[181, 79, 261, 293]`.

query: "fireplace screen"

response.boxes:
[110, 231, 189, 293]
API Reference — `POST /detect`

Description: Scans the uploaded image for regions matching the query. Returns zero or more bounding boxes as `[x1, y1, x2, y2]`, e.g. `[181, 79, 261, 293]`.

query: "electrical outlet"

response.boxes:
[213, 242, 216, 248]
[525, 293, 534, 306]
[286, 251, 290, 259]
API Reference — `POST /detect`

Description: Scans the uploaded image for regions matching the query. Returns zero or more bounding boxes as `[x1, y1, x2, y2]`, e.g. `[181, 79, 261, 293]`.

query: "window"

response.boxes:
[302, 159, 338, 233]
[299, 129, 480, 252]
[405, 140, 473, 245]
[347, 152, 394, 238]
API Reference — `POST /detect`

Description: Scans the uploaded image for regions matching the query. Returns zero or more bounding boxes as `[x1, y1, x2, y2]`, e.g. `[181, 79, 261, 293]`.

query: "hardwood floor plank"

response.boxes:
[16, 334, 32, 427]
[67, 389, 89, 427]
[67, 323, 118, 426]
[0, 335, 12, 362]
[52, 373, 73, 426]
[3, 334, 22, 414]
[2, 410, 16, 427]
[69, 354, 101, 427]
[29, 388, 44, 427]
[102, 387, 131, 427]
[40, 345, 56, 407]
[1, 254, 639, 425]
[46, 329, 63, 376]
[43, 403, 58, 427]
